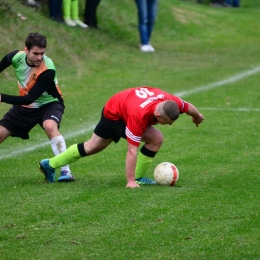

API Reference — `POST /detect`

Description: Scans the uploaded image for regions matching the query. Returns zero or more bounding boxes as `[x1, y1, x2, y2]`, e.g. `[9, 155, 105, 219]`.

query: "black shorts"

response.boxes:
[0, 102, 64, 139]
[94, 109, 126, 143]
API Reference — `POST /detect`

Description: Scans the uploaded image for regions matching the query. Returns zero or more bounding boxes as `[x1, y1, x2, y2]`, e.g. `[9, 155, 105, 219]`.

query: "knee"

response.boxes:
[152, 130, 164, 148]
[156, 131, 164, 146]
[43, 120, 58, 135]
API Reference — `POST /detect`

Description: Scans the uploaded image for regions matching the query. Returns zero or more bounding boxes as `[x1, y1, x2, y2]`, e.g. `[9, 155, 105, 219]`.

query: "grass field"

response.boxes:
[0, 0, 260, 259]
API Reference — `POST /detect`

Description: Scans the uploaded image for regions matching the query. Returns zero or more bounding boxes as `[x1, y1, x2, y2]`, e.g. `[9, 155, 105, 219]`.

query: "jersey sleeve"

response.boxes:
[125, 116, 144, 146]
[0, 50, 18, 73]
[180, 100, 189, 113]
[172, 96, 189, 113]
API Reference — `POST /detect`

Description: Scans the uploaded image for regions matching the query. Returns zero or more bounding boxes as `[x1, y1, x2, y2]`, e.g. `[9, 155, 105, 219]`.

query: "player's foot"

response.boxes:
[39, 159, 56, 183]
[58, 170, 76, 182]
[135, 177, 157, 185]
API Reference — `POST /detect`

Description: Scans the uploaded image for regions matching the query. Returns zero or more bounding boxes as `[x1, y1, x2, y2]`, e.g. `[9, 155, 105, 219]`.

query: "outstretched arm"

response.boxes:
[0, 70, 55, 105]
[126, 143, 140, 188]
[186, 103, 204, 127]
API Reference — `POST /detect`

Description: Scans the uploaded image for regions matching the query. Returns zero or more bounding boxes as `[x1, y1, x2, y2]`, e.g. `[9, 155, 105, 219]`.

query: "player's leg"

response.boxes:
[0, 105, 33, 140]
[39, 133, 113, 183]
[41, 103, 74, 182]
[135, 126, 163, 184]
[42, 119, 75, 182]
[0, 125, 11, 143]
[52, 133, 112, 167]
[39, 109, 125, 183]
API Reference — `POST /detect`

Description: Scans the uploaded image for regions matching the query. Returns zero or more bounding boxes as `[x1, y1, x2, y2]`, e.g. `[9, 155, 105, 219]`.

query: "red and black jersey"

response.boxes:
[103, 87, 189, 146]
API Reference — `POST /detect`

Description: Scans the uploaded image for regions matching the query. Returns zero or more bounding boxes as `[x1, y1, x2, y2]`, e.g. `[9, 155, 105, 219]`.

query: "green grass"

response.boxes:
[0, 0, 260, 259]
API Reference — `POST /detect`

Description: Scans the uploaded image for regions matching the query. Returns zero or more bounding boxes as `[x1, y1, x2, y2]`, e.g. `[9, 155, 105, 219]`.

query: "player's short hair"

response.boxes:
[161, 100, 179, 120]
[25, 33, 47, 51]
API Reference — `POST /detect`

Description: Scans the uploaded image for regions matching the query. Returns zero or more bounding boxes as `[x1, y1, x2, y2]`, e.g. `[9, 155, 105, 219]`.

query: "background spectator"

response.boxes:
[26, 0, 41, 8]
[49, 0, 63, 23]
[63, 0, 88, 28]
[211, 0, 232, 7]
[135, 0, 158, 52]
[225, 0, 240, 7]
[84, 0, 101, 29]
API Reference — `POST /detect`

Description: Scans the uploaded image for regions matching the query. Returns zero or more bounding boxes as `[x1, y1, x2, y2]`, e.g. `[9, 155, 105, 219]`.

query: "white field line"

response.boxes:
[175, 66, 260, 97]
[0, 125, 95, 160]
[1, 65, 260, 160]
[199, 107, 260, 112]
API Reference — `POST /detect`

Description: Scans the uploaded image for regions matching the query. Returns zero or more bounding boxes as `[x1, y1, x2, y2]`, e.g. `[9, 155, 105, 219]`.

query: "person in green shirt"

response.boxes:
[0, 32, 75, 182]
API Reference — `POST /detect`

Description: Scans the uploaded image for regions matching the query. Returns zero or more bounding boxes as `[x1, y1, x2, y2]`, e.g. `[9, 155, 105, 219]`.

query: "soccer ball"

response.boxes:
[154, 162, 179, 186]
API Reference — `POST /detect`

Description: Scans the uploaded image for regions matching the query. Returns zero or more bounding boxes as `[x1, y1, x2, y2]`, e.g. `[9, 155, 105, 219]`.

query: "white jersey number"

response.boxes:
[135, 88, 154, 99]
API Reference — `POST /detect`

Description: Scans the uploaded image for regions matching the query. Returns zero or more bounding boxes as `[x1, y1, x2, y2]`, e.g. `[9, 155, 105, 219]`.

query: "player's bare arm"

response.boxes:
[126, 143, 140, 188]
[186, 103, 204, 127]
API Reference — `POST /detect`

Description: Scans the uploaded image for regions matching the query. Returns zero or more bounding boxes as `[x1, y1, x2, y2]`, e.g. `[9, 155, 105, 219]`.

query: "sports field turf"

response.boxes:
[0, 0, 259, 259]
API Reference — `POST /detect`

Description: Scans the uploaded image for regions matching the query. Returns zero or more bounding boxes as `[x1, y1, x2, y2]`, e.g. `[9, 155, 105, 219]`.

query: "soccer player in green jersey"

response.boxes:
[0, 32, 75, 182]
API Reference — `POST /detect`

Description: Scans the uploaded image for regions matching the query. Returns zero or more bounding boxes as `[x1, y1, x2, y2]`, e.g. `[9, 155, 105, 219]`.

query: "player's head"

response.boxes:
[25, 33, 47, 51]
[24, 33, 46, 67]
[154, 101, 179, 125]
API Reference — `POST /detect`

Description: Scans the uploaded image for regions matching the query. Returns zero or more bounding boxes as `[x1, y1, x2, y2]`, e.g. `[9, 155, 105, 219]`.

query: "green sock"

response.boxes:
[71, 0, 78, 20]
[49, 144, 81, 169]
[63, 0, 71, 19]
[135, 152, 153, 179]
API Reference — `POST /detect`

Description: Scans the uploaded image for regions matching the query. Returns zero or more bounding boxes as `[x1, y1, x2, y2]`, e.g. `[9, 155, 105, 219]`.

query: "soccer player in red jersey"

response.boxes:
[39, 87, 204, 188]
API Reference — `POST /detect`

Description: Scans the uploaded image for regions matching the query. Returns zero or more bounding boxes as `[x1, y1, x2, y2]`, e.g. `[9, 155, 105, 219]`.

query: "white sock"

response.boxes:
[50, 135, 71, 173]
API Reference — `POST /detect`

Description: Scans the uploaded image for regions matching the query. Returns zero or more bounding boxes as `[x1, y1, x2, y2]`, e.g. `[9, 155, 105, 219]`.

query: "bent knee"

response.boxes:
[43, 120, 59, 134]
[147, 130, 163, 148]
[154, 131, 164, 146]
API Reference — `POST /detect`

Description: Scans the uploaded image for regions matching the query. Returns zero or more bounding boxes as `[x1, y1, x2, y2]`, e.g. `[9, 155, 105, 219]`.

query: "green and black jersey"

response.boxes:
[0, 50, 63, 108]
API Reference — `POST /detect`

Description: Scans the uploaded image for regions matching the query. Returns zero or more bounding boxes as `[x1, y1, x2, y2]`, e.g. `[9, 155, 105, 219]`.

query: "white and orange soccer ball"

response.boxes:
[154, 162, 179, 186]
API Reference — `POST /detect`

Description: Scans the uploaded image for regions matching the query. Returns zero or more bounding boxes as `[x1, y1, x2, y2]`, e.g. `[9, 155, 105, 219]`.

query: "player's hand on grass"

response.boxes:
[192, 113, 204, 127]
[126, 181, 140, 188]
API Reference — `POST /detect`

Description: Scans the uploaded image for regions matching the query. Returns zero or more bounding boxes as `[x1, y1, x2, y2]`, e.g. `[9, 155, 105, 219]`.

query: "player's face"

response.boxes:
[156, 116, 174, 125]
[25, 46, 45, 67]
